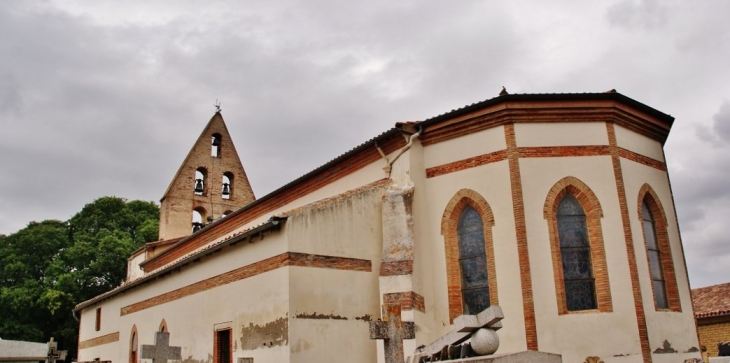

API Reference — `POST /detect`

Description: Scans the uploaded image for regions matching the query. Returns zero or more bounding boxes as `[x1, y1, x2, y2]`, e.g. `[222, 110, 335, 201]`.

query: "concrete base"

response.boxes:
[408, 350, 561, 363]
[709, 357, 730, 363]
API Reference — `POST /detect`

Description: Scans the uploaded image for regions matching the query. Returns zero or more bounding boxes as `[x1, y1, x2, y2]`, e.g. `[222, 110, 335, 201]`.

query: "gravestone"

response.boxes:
[370, 304, 416, 363]
[46, 337, 67, 363]
[141, 332, 181, 363]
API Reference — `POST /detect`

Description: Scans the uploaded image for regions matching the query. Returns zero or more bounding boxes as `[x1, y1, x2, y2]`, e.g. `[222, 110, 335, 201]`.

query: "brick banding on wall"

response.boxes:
[78, 332, 120, 350]
[379, 260, 413, 276]
[426, 146, 665, 179]
[440, 188, 498, 323]
[383, 291, 426, 313]
[618, 148, 667, 171]
[122, 252, 372, 316]
[542, 176, 613, 315]
[426, 150, 507, 178]
[607, 122, 652, 363]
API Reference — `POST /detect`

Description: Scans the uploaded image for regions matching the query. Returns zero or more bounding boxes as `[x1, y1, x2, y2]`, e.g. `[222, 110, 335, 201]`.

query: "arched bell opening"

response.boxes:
[211, 133, 222, 157]
[192, 207, 207, 233]
[194, 168, 207, 195]
[222, 172, 233, 200]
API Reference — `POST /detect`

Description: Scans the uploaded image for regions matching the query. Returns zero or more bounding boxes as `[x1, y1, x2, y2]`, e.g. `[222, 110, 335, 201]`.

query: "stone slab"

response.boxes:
[448, 350, 561, 363]
[709, 358, 730, 363]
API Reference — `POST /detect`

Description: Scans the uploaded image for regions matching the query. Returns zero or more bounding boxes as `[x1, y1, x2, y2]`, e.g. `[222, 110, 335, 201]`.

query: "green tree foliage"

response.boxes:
[0, 197, 158, 360]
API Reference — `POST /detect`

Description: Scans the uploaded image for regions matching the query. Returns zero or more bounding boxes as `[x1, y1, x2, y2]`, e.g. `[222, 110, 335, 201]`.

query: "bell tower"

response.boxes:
[158, 111, 255, 240]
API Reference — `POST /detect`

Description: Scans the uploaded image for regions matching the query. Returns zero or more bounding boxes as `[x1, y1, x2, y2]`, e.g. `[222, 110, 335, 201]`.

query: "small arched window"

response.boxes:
[212, 133, 221, 157]
[457, 206, 490, 314]
[557, 194, 596, 311]
[194, 168, 207, 195]
[129, 326, 138, 363]
[222, 210, 232, 218]
[222, 172, 233, 200]
[642, 201, 668, 309]
[192, 207, 206, 233]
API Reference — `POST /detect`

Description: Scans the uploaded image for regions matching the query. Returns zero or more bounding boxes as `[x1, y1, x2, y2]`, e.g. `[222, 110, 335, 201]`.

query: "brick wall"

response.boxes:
[697, 317, 730, 358]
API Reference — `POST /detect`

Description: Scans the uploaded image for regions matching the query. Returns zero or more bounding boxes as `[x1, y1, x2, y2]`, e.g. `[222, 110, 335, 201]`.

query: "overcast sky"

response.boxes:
[0, 0, 728, 288]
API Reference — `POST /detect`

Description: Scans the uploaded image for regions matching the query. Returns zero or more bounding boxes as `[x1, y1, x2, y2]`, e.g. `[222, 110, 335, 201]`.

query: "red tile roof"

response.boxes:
[692, 282, 730, 318]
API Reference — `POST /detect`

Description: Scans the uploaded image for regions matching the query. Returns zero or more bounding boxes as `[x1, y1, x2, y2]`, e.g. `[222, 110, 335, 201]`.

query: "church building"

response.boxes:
[74, 91, 701, 363]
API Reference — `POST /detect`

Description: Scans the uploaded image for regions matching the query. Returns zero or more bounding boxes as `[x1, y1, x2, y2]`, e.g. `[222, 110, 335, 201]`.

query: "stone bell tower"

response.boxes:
[158, 111, 255, 240]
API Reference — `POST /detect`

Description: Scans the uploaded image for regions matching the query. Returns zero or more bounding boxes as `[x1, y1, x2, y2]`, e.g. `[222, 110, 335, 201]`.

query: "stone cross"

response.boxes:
[370, 304, 415, 363]
[141, 332, 182, 363]
[46, 337, 67, 363]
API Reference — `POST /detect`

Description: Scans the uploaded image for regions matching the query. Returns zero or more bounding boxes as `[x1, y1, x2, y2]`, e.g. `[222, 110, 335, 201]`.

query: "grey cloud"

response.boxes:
[606, 0, 669, 30]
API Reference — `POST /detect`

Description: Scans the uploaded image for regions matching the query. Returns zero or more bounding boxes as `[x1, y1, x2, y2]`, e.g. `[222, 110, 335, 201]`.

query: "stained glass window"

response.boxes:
[557, 194, 597, 311]
[458, 206, 490, 314]
[643, 201, 668, 309]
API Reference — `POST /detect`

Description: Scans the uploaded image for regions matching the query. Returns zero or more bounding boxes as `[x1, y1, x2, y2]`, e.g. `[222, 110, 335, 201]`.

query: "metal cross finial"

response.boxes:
[215, 99, 222, 113]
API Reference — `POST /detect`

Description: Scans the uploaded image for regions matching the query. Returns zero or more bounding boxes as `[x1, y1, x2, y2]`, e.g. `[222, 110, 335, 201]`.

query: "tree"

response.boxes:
[0, 197, 159, 361]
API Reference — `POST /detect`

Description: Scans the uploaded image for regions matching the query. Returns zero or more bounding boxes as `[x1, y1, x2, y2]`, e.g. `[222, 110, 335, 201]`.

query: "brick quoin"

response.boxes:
[607, 122, 652, 363]
[504, 123, 538, 351]
[383, 292, 425, 313]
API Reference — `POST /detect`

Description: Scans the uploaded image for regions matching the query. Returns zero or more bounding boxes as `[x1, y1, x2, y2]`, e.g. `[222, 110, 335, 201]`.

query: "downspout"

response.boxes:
[376, 124, 422, 178]
[72, 309, 79, 322]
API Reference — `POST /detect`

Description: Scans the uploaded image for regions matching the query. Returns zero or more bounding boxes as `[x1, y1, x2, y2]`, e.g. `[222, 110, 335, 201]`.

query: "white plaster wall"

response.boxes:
[127, 252, 145, 281]
[423, 126, 506, 168]
[614, 124, 665, 162]
[520, 156, 643, 363]
[288, 267, 379, 363]
[78, 297, 124, 362]
[285, 181, 384, 362]
[285, 181, 386, 260]
[620, 158, 700, 358]
[515, 122, 609, 147]
[116, 268, 291, 363]
[421, 160, 527, 354]
[78, 232, 289, 363]
[203, 150, 397, 254]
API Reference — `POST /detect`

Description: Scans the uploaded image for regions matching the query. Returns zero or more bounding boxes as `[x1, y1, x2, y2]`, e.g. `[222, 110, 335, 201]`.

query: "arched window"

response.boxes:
[222, 172, 233, 200]
[192, 207, 206, 233]
[544, 177, 612, 314]
[638, 184, 680, 311]
[212, 133, 221, 157]
[441, 189, 498, 322]
[457, 206, 490, 314]
[194, 168, 207, 195]
[642, 201, 667, 309]
[557, 194, 596, 311]
[129, 326, 138, 363]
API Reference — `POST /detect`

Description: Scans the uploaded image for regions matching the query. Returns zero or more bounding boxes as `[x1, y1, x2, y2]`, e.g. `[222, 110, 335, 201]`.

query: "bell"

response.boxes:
[222, 183, 230, 196]
[194, 179, 204, 193]
[212, 137, 221, 146]
[192, 222, 204, 232]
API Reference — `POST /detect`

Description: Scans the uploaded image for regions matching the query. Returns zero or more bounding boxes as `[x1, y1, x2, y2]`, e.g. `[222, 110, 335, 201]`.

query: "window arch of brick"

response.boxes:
[441, 188, 498, 322]
[543, 176, 612, 314]
[159, 319, 168, 332]
[129, 325, 138, 363]
[637, 184, 681, 312]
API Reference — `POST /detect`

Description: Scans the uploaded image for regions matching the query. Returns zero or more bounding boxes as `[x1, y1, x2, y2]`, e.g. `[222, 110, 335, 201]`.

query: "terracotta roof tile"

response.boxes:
[692, 282, 730, 318]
